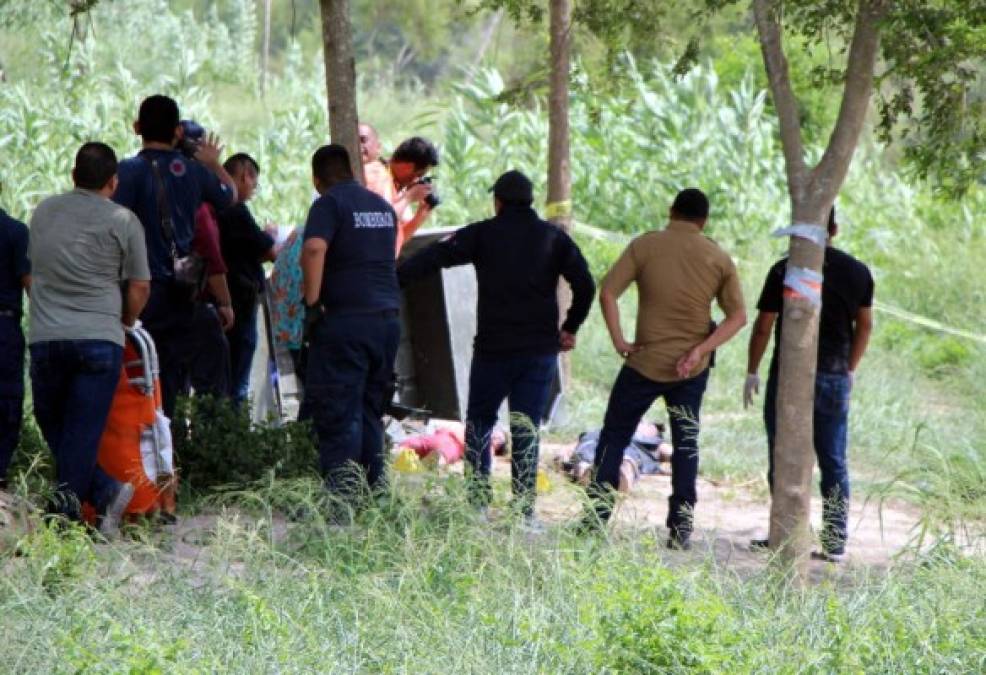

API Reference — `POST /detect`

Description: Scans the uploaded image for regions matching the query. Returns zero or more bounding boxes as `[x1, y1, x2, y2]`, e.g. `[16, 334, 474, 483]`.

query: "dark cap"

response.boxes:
[180, 119, 205, 142]
[489, 170, 534, 205]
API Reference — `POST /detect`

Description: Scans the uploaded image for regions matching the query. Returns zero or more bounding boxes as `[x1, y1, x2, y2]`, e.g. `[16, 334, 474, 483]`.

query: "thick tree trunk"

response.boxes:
[753, 0, 887, 581]
[319, 0, 364, 182]
[548, 0, 573, 384]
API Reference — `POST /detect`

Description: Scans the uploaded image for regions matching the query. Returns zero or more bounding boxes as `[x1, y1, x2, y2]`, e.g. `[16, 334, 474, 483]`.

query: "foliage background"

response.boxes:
[0, 1, 983, 671]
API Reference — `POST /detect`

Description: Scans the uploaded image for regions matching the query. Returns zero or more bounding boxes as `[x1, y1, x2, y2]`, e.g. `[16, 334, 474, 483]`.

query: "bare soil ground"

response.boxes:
[0, 446, 936, 586]
[536, 445, 925, 579]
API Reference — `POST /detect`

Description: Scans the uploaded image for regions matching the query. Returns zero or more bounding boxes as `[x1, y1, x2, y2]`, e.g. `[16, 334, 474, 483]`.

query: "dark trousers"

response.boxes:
[765, 371, 852, 554]
[29, 340, 123, 521]
[141, 281, 195, 419]
[228, 299, 259, 405]
[0, 316, 25, 481]
[465, 352, 557, 516]
[188, 303, 231, 399]
[305, 312, 400, 505]
[589, 366, 710, 533]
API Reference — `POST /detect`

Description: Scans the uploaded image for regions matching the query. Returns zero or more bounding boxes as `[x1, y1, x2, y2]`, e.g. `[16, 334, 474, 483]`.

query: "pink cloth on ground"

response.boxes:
[401, 429, 464, 464]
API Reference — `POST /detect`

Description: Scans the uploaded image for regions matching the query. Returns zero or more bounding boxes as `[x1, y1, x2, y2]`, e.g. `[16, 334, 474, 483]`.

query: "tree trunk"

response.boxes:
[548, 0, 573, 384]
[319, 0, 364, 182]
[754, 0, 887, 582]
[261, 0, 272, 96]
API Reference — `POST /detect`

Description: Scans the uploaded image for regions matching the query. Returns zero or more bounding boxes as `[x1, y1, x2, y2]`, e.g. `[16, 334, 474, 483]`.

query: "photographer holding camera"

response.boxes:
[359, 128, 439, 254]
[113, 95, 237, 418]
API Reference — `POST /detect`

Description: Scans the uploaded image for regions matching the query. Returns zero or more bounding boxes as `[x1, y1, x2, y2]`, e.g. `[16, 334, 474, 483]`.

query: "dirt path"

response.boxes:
[529, 444, 928, 579]
[0, 451, 933, 585]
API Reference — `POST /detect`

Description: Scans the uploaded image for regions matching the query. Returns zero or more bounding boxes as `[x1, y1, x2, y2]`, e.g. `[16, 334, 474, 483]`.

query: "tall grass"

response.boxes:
[1, 483, 984, 672]
[1, 2, 984, 671]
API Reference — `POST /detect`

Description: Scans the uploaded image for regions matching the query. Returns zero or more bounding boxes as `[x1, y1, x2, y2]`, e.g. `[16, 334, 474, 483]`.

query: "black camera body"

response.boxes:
[419, 176, 440, 209]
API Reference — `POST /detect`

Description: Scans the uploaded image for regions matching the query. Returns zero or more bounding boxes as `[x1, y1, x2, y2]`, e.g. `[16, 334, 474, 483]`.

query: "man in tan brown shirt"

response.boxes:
[583, 188, 747, 549]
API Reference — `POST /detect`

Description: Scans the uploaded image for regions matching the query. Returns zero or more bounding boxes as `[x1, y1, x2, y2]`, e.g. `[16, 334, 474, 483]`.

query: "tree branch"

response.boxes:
[809, 0, 890, 205]
[752, 0, 807, 201]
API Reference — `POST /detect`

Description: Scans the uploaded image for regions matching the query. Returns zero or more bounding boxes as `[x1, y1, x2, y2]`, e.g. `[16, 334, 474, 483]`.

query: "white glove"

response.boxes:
[743, 373, 760, 409]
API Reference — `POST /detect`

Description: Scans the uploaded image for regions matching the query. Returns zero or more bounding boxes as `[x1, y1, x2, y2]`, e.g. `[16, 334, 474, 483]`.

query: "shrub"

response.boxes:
[173, 396, 317, 491]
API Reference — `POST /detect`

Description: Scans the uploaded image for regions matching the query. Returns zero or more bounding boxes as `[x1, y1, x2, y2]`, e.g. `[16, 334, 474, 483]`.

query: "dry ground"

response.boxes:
[0, 446, 939, 586]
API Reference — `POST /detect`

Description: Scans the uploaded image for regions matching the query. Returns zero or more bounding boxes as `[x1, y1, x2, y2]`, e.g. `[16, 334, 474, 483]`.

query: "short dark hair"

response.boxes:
[391, 136, 439, 169]
[224, 153, 260, 176]
[670, 188, 709, 221]
[73, 142, 118, 191]
[312, 144, 354, 185]
[137, 95, 180, 144]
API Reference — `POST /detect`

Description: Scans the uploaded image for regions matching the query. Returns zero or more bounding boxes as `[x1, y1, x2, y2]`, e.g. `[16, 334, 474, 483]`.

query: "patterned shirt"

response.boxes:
[268, 227, 304, 351]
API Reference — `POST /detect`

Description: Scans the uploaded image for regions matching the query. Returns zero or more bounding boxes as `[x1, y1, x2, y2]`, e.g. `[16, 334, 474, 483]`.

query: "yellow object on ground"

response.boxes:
[393, 447, 423, 473]
[536, 468, 551, 494]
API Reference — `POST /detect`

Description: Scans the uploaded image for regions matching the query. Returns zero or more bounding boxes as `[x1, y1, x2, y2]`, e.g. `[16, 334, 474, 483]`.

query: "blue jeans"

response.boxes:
[228, 301, 258, 405]
[0, 316, 25, 481]
[765, 370, 851, 554]
[465, 352, 558, 516]
[305, 311, 400, 504]
[589, 366, 710, 533]
[29, 340, 124, 521]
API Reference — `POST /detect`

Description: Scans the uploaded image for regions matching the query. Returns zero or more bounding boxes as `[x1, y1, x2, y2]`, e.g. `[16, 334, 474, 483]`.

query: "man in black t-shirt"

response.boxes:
[301, 145, 401, 513]
[745, 207, 874, 561]
[218, 153, 275, 405]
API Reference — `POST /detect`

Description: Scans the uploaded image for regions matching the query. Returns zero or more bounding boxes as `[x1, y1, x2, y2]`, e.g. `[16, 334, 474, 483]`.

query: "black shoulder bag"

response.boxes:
[143, 154, 205, 294]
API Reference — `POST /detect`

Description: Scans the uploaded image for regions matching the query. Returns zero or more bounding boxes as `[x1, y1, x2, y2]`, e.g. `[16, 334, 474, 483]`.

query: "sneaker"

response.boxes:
[667, 536, 692, 551]
[667, 529, 692, 551]
[99, 483, 135, 539]
[810, 550, 845, 563]
[749, 538, 770, 551]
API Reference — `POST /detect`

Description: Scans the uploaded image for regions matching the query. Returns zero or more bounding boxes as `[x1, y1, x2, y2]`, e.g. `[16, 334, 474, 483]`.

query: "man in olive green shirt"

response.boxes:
[583, 188, 747, 550]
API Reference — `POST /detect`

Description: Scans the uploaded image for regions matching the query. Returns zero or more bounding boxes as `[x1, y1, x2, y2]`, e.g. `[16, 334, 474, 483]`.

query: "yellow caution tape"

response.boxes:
[544, 200, 572, 220]
[874, 302, 986, 345]
[572, 222, 986, 346]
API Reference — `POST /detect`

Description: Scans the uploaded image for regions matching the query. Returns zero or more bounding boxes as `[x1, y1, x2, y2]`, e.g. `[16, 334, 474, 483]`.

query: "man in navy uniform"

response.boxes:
[300, 145, 401, 514]
[113, 94, 237, 417]
[0, 201, 30, 489]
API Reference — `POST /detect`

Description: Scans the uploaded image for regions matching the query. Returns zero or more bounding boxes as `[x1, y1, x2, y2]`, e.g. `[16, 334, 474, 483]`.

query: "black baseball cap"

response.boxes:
[180, 119, 205, 142]
[489, 170, 534, 205]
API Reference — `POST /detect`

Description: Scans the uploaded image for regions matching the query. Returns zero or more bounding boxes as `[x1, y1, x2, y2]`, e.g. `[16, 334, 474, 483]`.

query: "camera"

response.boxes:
[418, 176, 440, 209]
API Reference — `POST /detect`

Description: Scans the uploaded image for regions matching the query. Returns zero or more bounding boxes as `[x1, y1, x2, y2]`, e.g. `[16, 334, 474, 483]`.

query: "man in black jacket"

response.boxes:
[399, 170, 595, 527]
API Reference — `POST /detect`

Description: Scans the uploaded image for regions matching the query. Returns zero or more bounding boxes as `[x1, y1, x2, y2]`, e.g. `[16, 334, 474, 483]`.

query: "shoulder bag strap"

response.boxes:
[140, 153, 177, 259]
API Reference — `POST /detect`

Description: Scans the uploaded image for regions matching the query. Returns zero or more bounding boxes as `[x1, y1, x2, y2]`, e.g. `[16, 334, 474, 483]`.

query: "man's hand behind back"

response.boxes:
[559, 330, 577, 352]
[612, 337, 639, 359]
[217, 305, 235, 332]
